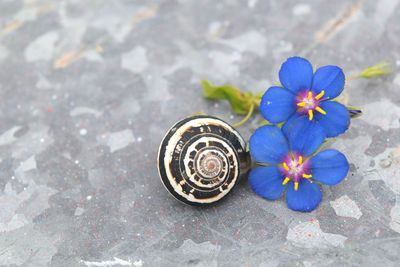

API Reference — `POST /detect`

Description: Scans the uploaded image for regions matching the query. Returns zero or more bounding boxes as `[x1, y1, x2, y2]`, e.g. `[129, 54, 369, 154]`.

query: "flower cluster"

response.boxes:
[249, 57, 351, 212]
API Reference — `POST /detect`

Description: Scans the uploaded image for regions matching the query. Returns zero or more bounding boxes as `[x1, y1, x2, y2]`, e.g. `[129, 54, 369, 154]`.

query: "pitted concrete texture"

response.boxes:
[0, 0, 400, 266]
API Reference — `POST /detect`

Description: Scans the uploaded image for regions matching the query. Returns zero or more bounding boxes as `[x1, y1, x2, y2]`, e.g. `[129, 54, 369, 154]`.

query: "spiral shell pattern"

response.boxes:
[158, 116, 250, 206]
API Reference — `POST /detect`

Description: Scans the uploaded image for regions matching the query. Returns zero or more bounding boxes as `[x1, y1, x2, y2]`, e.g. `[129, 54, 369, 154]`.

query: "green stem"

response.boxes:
[233, 103, 255, 128]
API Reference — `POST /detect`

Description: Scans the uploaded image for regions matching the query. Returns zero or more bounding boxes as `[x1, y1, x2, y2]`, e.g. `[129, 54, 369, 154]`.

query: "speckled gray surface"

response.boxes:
[1, 0, 400, 266]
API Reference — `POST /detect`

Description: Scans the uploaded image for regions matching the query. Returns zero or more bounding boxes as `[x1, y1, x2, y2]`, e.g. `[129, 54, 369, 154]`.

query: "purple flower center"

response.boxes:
[295, 90, 327, 120]
[280, 153, 312, 191]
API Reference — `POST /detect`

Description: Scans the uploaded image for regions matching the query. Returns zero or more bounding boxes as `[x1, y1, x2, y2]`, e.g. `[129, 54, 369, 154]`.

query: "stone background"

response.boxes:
[1, 0, 400, 266]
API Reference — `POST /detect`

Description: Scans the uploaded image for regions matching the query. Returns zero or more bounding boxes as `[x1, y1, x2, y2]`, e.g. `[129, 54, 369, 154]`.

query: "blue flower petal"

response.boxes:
[282, 114, 326, 157]
[315, 101, 350, 137]
[286, 180, 322, 212]
[249, 125, 290, 164]
[279, 57, 313, 94]
[311, 66, 345, 99]
[249, 166, 286, 200]
[259, 86, 296, 123]
[310, 149, 349, 185]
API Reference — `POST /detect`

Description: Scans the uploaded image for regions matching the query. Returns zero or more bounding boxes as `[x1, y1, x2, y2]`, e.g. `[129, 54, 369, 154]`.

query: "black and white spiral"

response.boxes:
[158, 116, 250, 206]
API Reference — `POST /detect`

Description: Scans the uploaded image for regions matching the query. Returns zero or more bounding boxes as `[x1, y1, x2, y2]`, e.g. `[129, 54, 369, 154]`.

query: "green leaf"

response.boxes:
[360, 62, 392, 78]
[351, 62, 392, 79]
[201, 80, 253, 115]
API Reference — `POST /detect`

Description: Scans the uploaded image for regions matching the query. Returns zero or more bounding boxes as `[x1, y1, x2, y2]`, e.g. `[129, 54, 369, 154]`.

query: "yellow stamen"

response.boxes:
[302, 173, 312, 179]
[308, 110, 314, 120]
[282, 162, 289, 171]
[315, 106, 327, 115]
[282, 177, 291, 185]
[307, 91, 312, 100]
[297, 102, 306, 107]
[294, 182, 299, 191]
[315, 90, 325, 100]
[298, 156, 303, 165]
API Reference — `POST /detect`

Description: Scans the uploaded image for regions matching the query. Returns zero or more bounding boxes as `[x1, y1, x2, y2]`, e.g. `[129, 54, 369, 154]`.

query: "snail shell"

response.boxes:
[157, 115, 251, 206]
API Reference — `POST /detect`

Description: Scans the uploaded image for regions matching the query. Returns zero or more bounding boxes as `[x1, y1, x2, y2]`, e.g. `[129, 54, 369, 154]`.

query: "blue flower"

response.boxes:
[249, 125, 349, 212]
[260, 56, 350, 139]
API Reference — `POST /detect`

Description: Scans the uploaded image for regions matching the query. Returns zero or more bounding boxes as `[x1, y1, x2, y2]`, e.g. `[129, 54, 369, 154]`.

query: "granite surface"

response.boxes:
[1, 0, 400, 266]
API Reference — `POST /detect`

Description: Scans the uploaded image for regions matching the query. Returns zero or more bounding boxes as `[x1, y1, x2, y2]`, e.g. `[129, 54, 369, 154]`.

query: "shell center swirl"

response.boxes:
[196, 149, 224, 179]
